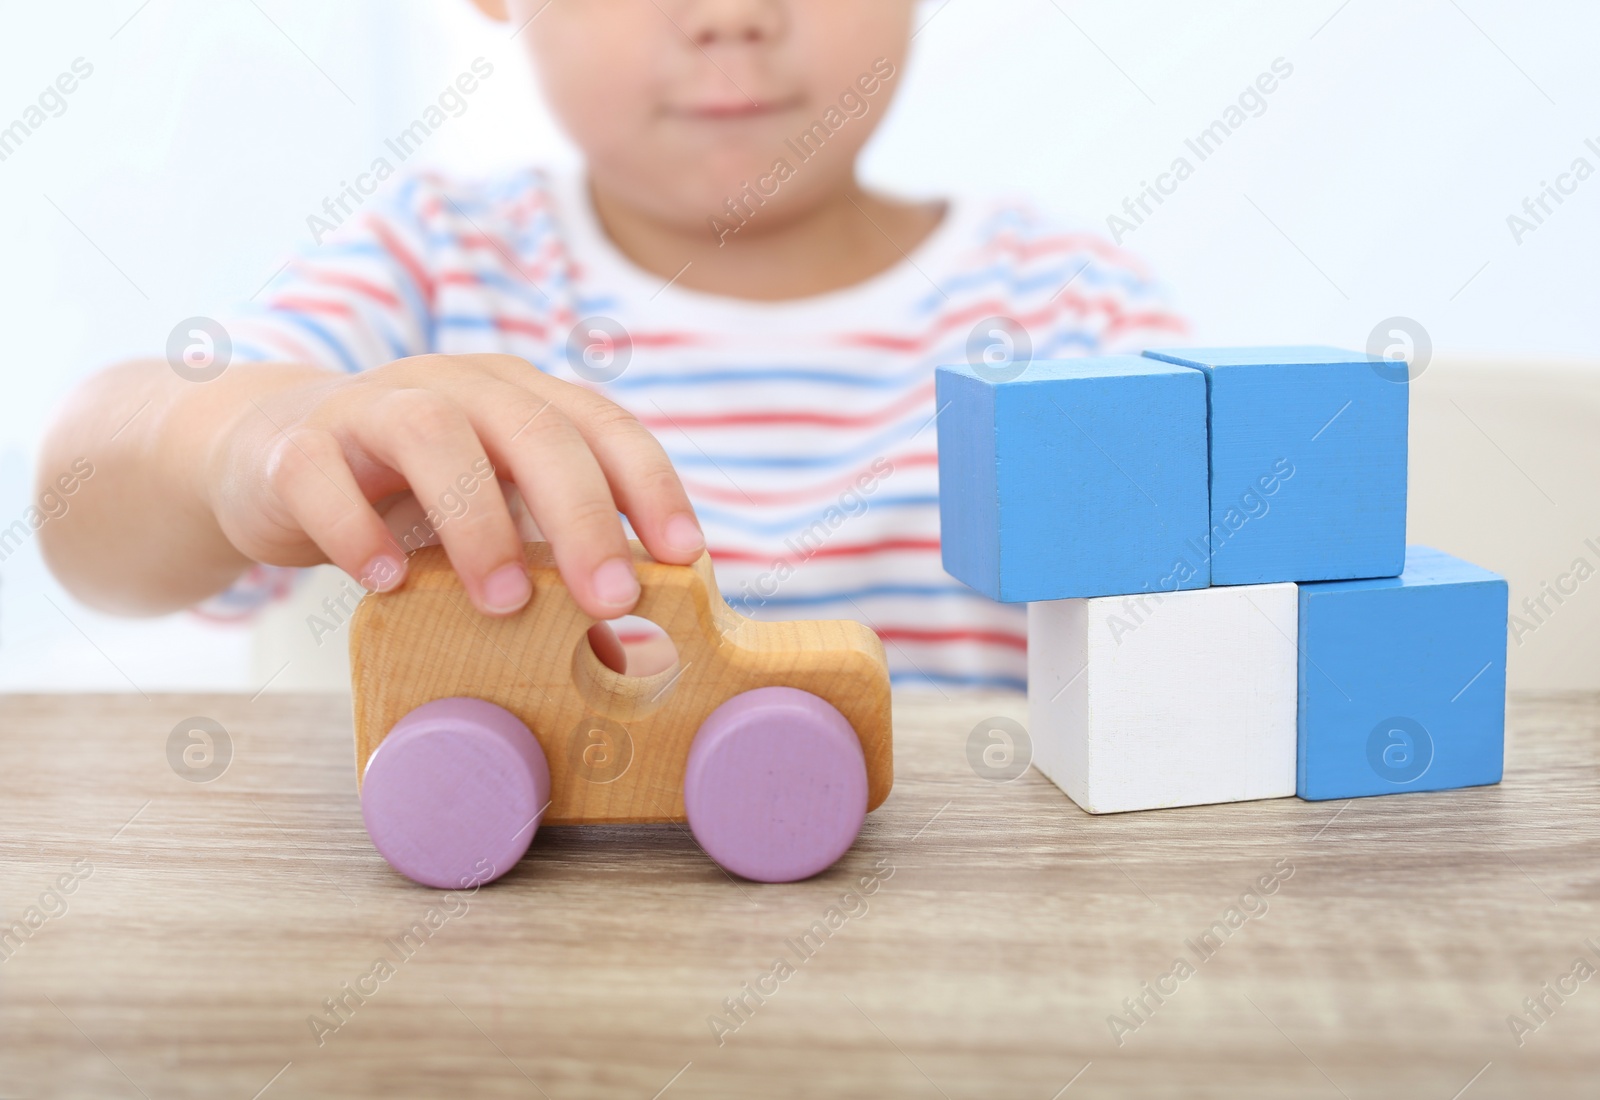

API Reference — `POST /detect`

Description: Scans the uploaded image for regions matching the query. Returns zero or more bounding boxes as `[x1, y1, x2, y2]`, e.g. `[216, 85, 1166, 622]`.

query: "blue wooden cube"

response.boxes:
[1143, 346, 1409, 586]
[936, 357, 1210, 602]
[1297, 546, 1508, 800]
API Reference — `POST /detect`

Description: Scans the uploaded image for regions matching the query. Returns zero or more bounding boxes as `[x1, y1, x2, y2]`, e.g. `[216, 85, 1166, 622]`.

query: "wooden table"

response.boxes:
[0, 692, 1596, 1099]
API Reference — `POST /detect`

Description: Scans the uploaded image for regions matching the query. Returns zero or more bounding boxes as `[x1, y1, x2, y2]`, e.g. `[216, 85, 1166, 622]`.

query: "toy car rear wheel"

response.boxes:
[682, 686, 869, 883]
[360, 697, 550, 889]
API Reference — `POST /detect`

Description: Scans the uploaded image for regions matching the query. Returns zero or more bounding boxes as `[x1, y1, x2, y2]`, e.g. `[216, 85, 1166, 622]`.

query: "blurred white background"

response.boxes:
[1, 0, 1596, 690]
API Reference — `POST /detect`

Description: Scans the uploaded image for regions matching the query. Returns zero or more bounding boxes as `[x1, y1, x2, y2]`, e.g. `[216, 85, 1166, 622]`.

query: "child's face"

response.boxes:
[479, 0, 916, 236]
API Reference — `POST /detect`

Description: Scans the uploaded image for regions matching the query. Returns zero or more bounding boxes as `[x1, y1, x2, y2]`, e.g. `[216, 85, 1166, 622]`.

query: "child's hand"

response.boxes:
[213, 353, 704, 619]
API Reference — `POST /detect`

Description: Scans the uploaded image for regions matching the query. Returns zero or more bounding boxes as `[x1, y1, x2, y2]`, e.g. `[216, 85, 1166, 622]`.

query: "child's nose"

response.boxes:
[679, 0, 785, 47]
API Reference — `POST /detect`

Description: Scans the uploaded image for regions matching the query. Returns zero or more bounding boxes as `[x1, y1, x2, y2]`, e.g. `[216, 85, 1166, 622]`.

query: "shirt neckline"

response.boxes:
[549, 172, 973, 327]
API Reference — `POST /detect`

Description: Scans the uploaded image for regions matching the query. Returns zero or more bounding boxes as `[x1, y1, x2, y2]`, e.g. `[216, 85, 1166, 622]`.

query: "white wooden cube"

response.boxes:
[1027, 583, 1298, 813]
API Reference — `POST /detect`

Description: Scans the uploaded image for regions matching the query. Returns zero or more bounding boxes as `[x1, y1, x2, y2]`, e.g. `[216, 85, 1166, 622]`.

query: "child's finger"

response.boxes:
[442, 357, 702, 564]
[353, 389, 532, 616]
[460, 383, 640, 620]
[265, 428, 407, 592]
[374, 491, 440, 550]
[550, 386, 705, 566]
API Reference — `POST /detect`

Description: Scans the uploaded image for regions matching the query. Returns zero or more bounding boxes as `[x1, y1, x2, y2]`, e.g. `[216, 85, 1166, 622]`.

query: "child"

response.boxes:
[37, 0, 1183, 692]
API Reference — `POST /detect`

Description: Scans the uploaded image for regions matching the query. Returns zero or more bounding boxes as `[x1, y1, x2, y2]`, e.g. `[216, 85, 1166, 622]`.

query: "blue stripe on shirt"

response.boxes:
[265, 310, 363, 374]
[725, 582, 1001, 612]
[693, 494, 939, 536]
[913, 259, 1149, 315]
[889, 669, 1028, 692]
[606, 362, 935, 392]
[308, 240, 433, 348]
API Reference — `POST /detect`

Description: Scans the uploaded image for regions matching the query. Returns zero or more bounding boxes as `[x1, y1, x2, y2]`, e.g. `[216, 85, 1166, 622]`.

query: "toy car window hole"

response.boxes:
[571, 613, 684, 721]
[600, 614, 678, 676]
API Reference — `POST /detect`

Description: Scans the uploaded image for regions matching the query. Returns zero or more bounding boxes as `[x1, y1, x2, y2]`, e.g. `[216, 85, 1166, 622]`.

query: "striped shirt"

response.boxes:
[218, 169, 1186, 692]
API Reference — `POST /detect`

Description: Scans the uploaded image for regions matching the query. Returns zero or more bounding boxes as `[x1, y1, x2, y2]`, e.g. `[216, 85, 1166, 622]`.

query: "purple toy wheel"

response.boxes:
[683, 687, 869, 883]
[361, 697, 550, 889]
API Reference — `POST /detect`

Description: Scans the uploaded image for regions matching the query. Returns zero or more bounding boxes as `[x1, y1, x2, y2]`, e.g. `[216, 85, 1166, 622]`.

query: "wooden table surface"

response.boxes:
[0, 691, 1596, 1099]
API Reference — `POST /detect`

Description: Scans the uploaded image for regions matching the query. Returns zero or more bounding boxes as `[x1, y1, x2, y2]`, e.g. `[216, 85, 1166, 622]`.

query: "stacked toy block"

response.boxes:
[936, 346, 1508, 813]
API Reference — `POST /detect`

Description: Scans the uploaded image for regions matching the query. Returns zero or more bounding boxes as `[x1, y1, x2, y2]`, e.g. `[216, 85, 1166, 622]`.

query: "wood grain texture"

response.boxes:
[1, 690, 1597, 1099]
[349, 542, 893, 824]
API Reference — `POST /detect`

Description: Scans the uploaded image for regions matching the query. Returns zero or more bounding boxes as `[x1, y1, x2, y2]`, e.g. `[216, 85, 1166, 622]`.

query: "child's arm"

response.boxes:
[37, 353, 704, 620]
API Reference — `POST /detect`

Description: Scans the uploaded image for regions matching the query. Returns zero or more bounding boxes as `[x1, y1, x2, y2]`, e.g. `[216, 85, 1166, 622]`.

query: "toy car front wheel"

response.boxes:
[360, 697, 550, 889]
[682, 687, 869, 883]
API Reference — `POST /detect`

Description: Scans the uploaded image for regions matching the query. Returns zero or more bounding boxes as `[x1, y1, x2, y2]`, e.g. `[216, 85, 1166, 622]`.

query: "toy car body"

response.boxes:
[350, 542, 893, 887]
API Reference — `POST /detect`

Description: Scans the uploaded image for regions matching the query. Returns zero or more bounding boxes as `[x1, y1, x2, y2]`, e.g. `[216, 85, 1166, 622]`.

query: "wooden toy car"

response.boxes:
[349, 542, 893, 887]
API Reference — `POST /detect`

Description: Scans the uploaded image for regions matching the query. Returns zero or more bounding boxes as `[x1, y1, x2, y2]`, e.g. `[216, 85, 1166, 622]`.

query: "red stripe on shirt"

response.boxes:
[297, 268, 403, 309]
[368, 216, 436, 309]
[978, 231, 1153, 279]
[629, 332, 707, 349]
[490, 316, 552, 340]
[267, 296, 355, 318]
[1107, 309, 1189, 340]
[230, 321, 324, 366]
[836, 293, 1186, 354]
[638, 382, 934, 431]
[709, 537, 940, 566]
[875, 627, 1027, 651]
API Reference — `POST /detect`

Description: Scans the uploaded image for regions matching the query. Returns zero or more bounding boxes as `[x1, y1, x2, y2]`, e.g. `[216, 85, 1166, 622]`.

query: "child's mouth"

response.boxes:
[670, 95, 804, 122]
